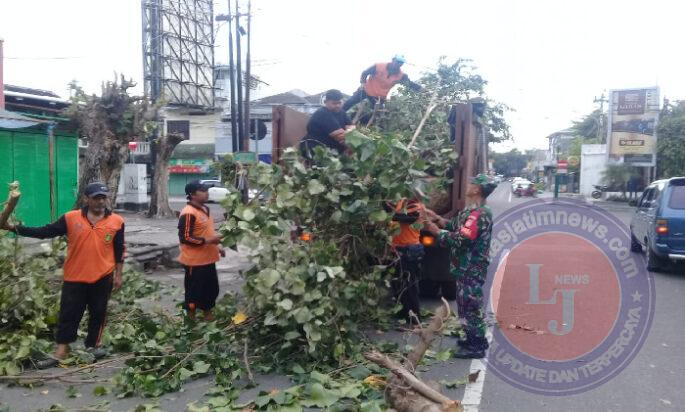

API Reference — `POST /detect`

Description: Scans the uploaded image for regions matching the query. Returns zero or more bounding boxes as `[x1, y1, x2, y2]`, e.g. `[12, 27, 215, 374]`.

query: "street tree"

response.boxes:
[571, 109, 607, 142]
[66, 77, 157, 206]
[657, 100, 685, 179]
[492, 149, 528, 176]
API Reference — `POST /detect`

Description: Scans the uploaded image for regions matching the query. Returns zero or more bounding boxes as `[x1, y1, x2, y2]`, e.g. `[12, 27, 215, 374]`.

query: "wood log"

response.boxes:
[365, 299, 462, 412]
[0, 182, 21, 229]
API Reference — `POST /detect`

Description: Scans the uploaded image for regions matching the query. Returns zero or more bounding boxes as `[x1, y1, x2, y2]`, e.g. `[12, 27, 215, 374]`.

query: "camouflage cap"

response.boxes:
[471, 173, 497, 198]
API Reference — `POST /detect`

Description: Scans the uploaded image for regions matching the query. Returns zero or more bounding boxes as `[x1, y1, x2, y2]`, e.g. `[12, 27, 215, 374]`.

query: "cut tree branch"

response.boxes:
[0, 182, 21, 229]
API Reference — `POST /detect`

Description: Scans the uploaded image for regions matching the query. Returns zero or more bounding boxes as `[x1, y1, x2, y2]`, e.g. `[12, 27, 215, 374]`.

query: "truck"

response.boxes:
[270, 100, 489, 301]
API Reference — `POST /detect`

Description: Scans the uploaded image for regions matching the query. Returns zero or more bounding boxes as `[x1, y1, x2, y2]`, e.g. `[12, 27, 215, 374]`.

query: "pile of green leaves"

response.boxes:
[0, 236, 62, 375]
[217, 129, 457, 367]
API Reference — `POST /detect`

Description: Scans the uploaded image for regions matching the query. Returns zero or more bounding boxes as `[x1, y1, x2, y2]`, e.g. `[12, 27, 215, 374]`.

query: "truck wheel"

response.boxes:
[630, 233, 642, 253]
[646, 245, 665, 272]
[440, 280, 457, 301]
[591, 191, 602, 199]
[419, 279, 440, 298]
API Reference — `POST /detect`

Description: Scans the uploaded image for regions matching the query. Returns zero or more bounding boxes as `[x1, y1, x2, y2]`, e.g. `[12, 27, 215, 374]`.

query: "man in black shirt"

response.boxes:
[300, 89, 355, 161]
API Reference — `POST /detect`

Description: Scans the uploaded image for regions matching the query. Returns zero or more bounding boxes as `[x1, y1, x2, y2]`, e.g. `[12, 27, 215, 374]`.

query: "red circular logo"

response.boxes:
[491, 232, 620, 361]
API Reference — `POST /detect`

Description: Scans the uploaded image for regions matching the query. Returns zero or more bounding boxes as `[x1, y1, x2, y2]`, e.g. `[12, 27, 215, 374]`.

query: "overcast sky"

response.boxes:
[2, 0, 683, 151]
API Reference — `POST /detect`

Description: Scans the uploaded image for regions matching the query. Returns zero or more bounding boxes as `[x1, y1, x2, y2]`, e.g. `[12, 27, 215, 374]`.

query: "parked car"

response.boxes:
[630, 177, 685, 271]
[511, 178, 532, 193]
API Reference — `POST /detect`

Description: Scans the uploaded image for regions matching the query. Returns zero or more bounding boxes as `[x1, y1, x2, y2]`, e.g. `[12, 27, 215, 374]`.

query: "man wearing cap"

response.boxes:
[343, 55, 423, 113]
[423, 174, 496, 359]
[177, 180, 224, 321]
[2, 182, 125, 367]
[300, 89, 355, 161]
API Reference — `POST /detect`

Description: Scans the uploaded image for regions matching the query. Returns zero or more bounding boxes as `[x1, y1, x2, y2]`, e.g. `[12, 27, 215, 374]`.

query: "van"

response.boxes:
[630, 177, 685, 271]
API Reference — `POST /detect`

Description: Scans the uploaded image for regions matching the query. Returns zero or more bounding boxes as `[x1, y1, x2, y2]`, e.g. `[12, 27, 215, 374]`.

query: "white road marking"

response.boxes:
[508, 190, 512, 203]
[461, 250, 507, 411]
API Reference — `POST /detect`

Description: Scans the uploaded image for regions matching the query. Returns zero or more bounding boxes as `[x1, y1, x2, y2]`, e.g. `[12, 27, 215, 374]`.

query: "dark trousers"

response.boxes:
[184, 263, 220, 311]
[391, 245, 424, 322]
[57, 274, 113, 347]
[343, 88, 384, 112]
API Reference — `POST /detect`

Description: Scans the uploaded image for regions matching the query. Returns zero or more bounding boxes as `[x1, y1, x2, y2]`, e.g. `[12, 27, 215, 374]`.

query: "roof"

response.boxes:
[546, 128, 575, 139]
[252, 90, 351, 106]
[252, 91, 310, 106]
[0, 109, 48, 129]
[4, 84, 61, 98]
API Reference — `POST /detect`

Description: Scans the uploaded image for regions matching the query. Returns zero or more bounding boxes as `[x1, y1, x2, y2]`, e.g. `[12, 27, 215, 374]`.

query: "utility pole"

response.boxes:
[0, 38, 5, 110]
[593, 93, 608, 143]
[216, 2, 238, 152]
[243, 0, 251, 155]
[235, 0, 244, 150]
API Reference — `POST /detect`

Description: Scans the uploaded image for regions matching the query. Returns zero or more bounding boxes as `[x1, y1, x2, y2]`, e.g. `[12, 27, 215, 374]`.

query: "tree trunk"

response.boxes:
[148, 133, 188, 218]
[77, 133, 128, 208]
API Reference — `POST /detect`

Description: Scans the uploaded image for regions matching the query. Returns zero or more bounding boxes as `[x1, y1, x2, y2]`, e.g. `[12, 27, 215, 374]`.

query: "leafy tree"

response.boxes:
[492, 149, 528, 176]
[382, 58, 511, 144]
[656, 100, 685, 178]
[571, 109, 607, 142]
[66, 76, 157, 205]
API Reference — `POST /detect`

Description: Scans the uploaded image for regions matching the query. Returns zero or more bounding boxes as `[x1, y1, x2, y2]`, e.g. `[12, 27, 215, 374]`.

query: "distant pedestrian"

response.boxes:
[2, 182, 124, 368]
[177, 181, 224, 321]
[423, 174, 497, 359]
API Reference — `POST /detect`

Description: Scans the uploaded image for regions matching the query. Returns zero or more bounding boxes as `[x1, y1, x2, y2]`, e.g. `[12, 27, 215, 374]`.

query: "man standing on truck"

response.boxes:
[299, 89, 355, 161]
[2, 182, 125, 368]
[342, 55, 422, 113]
[178, 181, 225, 321]
[423, 174, 496, 359]
[385, 198, 425, 324]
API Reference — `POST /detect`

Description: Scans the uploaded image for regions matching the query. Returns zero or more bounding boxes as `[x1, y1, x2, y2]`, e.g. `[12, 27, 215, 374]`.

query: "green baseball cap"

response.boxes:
[471, 174, 497, 198]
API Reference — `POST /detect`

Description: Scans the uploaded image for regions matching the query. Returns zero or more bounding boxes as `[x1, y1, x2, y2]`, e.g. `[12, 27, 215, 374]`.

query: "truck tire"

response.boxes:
[630, 233, 642, 253]
[440, 280, 457, 301]
[591, 191, 602, 199]
[646, 245, 665, 273]
[419, 279, 440, 298]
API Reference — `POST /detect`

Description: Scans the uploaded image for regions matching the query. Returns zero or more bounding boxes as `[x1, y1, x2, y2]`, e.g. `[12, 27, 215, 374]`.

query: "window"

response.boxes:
[638, 188, 654, 209]
[668, 185, 685, 209]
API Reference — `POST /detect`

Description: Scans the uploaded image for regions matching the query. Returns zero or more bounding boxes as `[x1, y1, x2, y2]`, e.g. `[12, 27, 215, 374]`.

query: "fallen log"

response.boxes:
[0, 181, 21, 229]
[365, 298, 462, 412]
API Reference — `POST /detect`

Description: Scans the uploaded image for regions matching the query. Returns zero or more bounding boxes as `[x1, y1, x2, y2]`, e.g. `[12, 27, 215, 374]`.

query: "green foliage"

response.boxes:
[218, 129, 456, 366]
[0, 236, 62, 375]
[657, 100, 685, 178]
[382, 58, 511, 143]
[491, 149, 528, 176]
[571, 109, 607, 141]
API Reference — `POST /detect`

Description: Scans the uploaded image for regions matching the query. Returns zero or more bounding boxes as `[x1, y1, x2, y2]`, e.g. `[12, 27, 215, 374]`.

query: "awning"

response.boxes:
[0, 109, 47, 129]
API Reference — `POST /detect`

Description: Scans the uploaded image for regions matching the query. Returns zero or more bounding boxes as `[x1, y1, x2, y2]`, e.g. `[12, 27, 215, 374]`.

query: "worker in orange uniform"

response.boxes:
[385, 198, 425, 324]
[177, 181, 225, 321]
[3, 182, 125, 368]
[343, 55, 422, 112]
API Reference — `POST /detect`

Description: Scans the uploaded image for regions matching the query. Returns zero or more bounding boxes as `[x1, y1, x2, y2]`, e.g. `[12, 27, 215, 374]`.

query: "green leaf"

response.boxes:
[369, 210, 388, 222]
[193, 360, 211, 374]
[93, 386, 110, 396]
[307, 179, 326, 195]
[301, 383, 339, 408]
[259, 269, 281, 287]
[285, 331, 300, 341]
[65, 386, 80, 398]
[277, 298, 294, 311]
[241, 208, 256, 222]
[179, 367, 195, 380]
[291, 364, 306, 374]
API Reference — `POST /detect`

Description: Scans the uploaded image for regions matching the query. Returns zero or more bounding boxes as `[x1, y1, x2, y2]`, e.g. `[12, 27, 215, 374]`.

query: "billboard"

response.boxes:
[607, 87, 659, 166]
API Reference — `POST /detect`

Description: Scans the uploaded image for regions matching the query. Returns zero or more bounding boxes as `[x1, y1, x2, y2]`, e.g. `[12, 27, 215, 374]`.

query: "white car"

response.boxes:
[511, 178, 532, 193]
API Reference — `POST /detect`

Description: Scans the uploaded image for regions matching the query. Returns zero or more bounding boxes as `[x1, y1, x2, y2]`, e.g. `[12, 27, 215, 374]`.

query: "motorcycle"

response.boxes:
[591, 185, 609, 199]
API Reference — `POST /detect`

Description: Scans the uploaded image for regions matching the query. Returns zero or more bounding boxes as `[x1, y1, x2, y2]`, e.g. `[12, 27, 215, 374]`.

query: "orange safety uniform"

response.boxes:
[178, 203, 221, 266]
[390, 199, 423, 247]
[364, 62, 406, 98]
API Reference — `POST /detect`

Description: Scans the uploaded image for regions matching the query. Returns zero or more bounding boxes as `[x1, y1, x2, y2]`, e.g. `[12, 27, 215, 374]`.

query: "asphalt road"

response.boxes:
[474, 184, 685, 411]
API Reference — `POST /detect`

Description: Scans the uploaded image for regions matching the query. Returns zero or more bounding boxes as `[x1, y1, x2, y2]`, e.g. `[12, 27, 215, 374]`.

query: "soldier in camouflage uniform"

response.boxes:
[423, 174, 496, 359]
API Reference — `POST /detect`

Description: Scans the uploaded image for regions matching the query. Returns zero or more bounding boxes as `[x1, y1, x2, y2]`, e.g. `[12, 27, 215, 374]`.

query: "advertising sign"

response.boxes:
[607, 88, 659, 166]
[168, 159, 211, 174]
